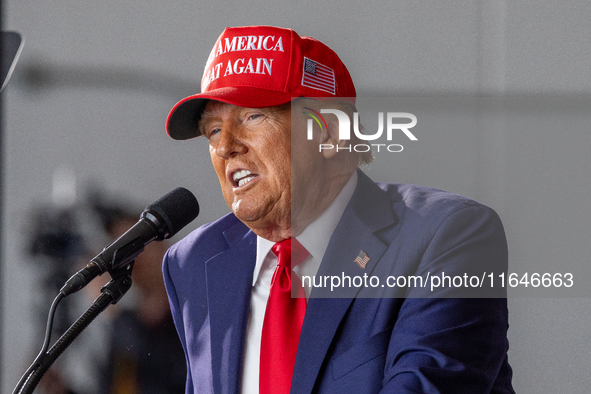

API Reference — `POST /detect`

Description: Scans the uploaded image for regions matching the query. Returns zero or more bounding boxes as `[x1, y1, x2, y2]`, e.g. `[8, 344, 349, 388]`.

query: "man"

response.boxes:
[163, 25, 514, 393]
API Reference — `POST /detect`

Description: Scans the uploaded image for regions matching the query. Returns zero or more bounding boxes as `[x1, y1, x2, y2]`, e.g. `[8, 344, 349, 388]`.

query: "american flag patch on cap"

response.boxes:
[302, 57, 336, 95]
[354, 250, 370, 269]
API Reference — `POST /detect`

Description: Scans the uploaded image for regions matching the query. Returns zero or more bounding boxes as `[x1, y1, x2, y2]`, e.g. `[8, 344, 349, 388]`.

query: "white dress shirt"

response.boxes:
[241, 171, 358, 393]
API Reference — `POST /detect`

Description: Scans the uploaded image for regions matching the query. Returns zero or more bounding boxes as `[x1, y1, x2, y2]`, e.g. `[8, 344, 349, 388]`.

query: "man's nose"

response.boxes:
[214, 127, 248, 159]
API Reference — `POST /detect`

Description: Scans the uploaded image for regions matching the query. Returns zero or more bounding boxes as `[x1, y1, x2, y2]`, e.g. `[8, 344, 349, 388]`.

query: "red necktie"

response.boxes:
[259, 238, 309, 394]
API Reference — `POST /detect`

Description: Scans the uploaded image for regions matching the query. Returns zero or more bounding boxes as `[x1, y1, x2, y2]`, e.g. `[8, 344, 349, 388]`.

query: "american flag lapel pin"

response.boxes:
[354, 250, 370, 269]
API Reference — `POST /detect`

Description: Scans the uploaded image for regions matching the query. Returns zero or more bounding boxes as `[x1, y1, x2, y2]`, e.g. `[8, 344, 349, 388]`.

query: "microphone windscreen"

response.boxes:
[146, 187, 199, 238]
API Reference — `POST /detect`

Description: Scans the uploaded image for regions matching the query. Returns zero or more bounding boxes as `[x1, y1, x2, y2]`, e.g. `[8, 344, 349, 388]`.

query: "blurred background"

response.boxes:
[2, 1, 591, 393]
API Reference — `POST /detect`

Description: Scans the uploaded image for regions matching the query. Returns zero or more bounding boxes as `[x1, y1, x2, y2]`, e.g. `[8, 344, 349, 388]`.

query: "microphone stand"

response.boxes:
[14, 262, 135, 394]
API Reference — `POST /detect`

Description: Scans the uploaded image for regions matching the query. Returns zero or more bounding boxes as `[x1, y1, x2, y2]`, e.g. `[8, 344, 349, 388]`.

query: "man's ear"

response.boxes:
[321, 116, 350, 159]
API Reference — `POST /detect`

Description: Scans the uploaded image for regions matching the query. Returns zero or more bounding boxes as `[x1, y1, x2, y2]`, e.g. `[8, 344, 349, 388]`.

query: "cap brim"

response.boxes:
[166, 87, 295, 140]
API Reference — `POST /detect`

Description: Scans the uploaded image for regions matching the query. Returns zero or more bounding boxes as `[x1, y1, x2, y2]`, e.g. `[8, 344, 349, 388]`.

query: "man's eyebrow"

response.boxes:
[198, 109, 217, 135]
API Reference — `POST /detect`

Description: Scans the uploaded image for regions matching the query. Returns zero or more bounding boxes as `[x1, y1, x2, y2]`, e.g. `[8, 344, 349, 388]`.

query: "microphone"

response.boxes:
[60, 187, 199, 296]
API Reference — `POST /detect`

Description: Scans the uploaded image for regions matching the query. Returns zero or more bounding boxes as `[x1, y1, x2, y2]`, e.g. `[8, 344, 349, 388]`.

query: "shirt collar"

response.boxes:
[253, 171, 358, 286]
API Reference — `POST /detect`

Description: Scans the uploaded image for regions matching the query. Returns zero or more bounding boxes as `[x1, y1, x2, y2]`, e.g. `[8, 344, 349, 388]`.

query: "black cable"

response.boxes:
[12, 271, 132, 394]
[19, 296, 111, 394]
[12, 292, 65, 394]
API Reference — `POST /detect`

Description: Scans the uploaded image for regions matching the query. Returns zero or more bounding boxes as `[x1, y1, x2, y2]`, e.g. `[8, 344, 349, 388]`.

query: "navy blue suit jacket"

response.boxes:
[163, 170, 514, 393]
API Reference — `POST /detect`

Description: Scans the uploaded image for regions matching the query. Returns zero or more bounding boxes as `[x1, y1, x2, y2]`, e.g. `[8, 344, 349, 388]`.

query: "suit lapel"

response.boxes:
[291, 170, 399, 393]
[205, 220, 256, 394]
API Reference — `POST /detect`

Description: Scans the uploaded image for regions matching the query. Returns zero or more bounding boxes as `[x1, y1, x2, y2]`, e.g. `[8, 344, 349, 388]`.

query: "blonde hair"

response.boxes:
[294, 98, 374, 166]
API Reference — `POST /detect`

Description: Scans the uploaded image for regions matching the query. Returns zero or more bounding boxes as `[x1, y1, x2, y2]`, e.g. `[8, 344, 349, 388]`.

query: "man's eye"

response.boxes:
[247, 114, 263, 121]
[206, 127, 221, 139]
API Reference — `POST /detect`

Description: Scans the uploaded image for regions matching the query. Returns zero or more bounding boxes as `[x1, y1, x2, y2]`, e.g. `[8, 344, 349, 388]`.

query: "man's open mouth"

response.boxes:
[232, 169, 258, 187]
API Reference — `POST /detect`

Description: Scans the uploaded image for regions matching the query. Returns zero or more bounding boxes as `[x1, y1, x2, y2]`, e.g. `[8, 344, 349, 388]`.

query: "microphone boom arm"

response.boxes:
[14, 263, 134, 394]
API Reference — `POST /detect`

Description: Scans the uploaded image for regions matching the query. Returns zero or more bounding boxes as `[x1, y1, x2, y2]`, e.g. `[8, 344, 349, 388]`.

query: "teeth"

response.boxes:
[233, 169, 252, 182]
[238, 176, 255, 187]
[233, 170, 255, 187]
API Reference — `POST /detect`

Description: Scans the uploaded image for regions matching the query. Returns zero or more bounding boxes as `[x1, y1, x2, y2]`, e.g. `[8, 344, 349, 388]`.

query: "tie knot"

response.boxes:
[272, 238, 309, 269]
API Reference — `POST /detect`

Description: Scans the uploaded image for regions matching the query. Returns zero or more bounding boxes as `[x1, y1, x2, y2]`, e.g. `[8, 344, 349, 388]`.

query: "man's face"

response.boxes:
[200, 101, 293, 238]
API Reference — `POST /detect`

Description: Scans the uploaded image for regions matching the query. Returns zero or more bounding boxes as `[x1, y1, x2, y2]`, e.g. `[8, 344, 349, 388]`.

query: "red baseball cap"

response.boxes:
[166, 25, 356, 140]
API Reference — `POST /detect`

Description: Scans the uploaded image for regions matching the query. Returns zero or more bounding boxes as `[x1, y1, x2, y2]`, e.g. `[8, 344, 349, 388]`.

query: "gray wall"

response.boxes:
[3, 1, 591, 392]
